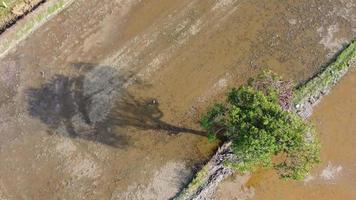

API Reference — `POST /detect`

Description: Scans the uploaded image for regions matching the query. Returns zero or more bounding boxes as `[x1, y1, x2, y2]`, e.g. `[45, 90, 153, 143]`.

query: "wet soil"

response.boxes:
[0, 0, 355, 199]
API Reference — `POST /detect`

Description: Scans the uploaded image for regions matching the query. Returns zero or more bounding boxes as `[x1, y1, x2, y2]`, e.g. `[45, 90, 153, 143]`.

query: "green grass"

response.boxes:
[186, 165, 209, 193]
[0, 0, 28, 22]
[0, 0, 69, 57]
[15, 0, 64, 37]
[174, 165, 209, 200]
[294, 41, 356, 106]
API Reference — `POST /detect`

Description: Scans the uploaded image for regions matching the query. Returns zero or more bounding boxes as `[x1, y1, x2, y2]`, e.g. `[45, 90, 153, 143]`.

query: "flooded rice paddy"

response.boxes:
[0, 0, 355, 199]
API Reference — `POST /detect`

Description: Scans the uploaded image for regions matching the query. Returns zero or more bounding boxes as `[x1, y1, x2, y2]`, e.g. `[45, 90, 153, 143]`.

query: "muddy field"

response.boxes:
[0, 0, 355, 199]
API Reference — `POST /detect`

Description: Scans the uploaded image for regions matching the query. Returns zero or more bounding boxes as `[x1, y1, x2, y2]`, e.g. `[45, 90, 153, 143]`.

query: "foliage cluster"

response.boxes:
[200, 71, 320, 180]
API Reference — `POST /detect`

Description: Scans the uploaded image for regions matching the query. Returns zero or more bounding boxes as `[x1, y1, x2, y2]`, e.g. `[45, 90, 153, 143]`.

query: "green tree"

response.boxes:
[200, 71, 320, 180]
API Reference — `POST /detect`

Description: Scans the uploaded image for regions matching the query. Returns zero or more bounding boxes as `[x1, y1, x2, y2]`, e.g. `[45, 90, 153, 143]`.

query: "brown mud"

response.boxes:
[0, 0, 355, 199]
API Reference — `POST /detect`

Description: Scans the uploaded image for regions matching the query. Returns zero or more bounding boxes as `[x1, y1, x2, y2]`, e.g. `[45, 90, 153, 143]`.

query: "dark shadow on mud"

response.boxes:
[106, 90, 206, 136]
[26, 63, 205, 147]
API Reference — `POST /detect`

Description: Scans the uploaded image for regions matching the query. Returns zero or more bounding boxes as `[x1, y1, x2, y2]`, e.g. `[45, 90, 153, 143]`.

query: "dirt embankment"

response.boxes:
[293, 41, 356, 118]
[0, 0, 45, 34]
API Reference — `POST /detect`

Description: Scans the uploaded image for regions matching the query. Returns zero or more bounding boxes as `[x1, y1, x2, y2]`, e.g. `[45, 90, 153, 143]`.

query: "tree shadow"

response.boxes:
[26, 63, 205, 148]
[106, 89, 206, 136]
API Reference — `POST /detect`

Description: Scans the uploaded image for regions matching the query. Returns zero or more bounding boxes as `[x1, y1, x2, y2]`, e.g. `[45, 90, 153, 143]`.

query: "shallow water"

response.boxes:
[0, 0, 355, 199]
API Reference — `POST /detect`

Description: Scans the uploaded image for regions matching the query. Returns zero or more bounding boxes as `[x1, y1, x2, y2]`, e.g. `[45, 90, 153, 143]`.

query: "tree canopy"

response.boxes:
[200, 71, 320, 180]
